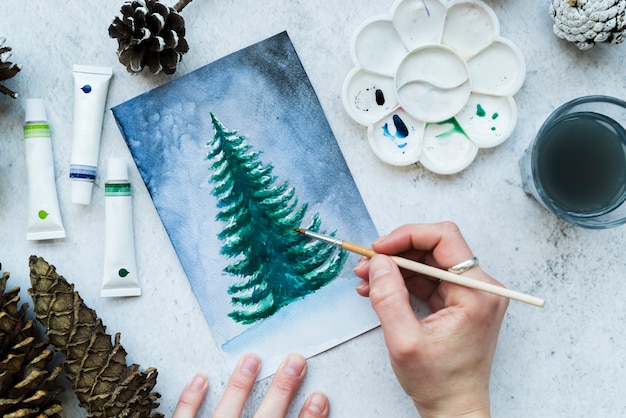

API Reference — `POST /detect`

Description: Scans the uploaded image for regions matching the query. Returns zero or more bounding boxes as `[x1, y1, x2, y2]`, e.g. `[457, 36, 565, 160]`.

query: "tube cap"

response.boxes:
[107, 157, 129, 181]
[24, 98, 47, 123]
[71, 181, 94, 205]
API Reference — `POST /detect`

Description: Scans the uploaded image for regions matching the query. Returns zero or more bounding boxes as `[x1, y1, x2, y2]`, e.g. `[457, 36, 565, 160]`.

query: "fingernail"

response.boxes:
[189, 373, 208, 391]
[305, 392, 328, 414]
[369, 255, 392, 281]
[353, 256, 369, 271]
[356, 280, 368, 292]
[240, 354, 260, 376]
[372, 234, 388, 245]
[283, 354, 305, 377]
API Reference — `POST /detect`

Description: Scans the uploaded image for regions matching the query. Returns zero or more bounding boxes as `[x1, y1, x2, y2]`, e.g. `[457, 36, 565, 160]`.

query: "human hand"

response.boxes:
[172, 353, 329, 418]
[353, 222, 509, 418]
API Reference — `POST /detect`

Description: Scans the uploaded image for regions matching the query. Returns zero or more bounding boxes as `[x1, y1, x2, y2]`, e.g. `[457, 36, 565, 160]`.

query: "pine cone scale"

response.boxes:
[146, 13, 166, 35]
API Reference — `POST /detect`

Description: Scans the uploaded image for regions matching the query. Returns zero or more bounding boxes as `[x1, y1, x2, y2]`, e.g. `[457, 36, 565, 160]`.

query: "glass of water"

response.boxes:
[519, 95, 626, 229]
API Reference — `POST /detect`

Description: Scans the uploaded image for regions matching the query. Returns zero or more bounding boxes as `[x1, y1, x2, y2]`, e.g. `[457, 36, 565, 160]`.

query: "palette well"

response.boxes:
[342, 0, 525, 174]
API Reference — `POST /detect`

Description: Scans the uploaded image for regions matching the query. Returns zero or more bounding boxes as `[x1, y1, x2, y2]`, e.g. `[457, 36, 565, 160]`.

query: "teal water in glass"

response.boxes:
[536, 111, 626, 215]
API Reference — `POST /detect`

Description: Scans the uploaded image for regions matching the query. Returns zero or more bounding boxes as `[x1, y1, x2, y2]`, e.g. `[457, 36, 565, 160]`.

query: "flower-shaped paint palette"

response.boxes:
[342, 0, 525, 174]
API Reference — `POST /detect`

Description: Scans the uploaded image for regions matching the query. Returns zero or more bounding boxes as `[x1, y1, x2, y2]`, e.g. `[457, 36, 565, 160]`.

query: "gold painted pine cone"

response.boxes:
[0, 267, 64, 417]
[28, 256, 164, 418]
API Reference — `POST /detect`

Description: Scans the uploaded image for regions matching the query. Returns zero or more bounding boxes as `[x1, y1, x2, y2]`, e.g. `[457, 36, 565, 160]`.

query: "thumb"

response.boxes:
[368, 255, 420, 340]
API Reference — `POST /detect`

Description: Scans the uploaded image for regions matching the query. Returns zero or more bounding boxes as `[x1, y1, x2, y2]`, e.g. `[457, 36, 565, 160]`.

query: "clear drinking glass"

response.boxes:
[519, 95, 626, 229]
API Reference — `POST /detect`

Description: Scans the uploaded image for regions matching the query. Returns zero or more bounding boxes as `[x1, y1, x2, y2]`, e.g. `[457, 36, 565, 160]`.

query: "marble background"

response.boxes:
[1, 1, 625, 416]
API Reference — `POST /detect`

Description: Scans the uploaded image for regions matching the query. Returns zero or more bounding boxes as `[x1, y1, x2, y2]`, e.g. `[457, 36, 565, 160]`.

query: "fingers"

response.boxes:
[213, 354, 261, 418]
[354, 222, 474, 287]
[254, 353, 307, 418]
[173, 373, 209, 418]
[355, 223, 500, 304]
[367, 254, 421, 344]
[373, 222, 474, 269]
[354, 257, 371, 296]
[178, 354, 326, 418]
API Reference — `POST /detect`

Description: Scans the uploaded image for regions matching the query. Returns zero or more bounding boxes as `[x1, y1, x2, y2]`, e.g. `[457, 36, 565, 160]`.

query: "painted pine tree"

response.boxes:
[206, 113, 348, 325]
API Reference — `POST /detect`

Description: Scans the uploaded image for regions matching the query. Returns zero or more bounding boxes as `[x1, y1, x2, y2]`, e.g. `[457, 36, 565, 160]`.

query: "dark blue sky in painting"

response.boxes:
[111, 31, 379, 377]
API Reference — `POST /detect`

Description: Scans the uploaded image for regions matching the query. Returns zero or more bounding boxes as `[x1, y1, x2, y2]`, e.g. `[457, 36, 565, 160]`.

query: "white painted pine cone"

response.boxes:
[549, 0, 626, 49]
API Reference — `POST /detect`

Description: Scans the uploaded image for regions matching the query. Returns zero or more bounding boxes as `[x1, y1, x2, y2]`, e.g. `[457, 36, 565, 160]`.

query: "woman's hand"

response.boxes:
[354, 222, 509, 418]
[173, 353, 329, 418]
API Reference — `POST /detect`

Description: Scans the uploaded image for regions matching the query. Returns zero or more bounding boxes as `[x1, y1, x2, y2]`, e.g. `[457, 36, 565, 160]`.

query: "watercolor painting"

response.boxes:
[111, 31, 380, 379]
[206, 113, 348, 325]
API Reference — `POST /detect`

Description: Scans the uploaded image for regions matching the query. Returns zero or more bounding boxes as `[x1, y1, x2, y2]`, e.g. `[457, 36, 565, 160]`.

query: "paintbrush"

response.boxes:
[293, 228, 545, 308]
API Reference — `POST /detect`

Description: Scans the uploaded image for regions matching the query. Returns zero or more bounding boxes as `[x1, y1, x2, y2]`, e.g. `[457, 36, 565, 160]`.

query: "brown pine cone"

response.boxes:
[108, 0, 190, 75]
[0, 37, 21, 98]
[0, 266, 64, 417]
[28, 256, 164, 418]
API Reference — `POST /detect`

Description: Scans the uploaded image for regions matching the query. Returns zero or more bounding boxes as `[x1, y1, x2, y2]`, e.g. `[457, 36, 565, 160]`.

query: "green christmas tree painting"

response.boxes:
[206, 113, 348, 325]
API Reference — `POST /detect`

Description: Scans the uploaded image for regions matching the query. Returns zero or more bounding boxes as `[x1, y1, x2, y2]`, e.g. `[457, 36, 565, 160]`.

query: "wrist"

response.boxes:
[414, 392, 490, 418]
[416, 406, 490, 418]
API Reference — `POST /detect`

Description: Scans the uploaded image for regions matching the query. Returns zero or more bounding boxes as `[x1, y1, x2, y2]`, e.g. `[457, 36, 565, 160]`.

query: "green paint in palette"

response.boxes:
[536, 111, 626, 214]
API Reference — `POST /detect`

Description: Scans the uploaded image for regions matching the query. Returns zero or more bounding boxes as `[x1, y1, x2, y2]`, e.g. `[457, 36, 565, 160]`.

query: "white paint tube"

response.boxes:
[24, 98, 66, 240]
[101, 157, 141, 297]
[69, 65, 113, 205]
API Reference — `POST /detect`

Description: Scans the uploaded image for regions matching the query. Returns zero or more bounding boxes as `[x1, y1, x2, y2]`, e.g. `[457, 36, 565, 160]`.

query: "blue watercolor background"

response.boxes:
[111, 32, 380, 378]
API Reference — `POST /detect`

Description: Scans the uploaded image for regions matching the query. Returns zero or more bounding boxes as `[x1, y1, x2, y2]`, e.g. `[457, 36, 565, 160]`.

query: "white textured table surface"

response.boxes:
[2, 1, 626, 417]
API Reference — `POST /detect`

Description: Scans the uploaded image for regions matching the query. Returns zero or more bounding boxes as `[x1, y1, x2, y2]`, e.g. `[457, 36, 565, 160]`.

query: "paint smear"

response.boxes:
[375, 89, 385, 106]
[393, 114, 409, 138]
[433, 117, 468, 139]
[355, 86, 387, 111]
[382, 114, 411, 149]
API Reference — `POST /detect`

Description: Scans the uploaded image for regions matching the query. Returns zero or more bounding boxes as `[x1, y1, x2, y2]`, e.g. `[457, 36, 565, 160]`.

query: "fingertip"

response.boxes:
[368, 254, 396, 281]
[301, 392, 329, 417]
[355, 280, 370, 296]
[352, 256, 370, 279]
[372, 233, 389, 246]
[189, 373, 209, 392]
[172, 373, 208, 418]
[354, 256, 369, 270]
[281, 353, 306, 377]
[213, 354, 259, 416]
[256, 354, 308, 416]
[239, 353, 261, 377]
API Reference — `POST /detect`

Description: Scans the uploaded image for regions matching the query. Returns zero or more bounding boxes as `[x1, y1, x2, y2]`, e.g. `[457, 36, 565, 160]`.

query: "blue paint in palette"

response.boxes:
[393, 114, 409, 137]
[382, 114, 409, 150]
